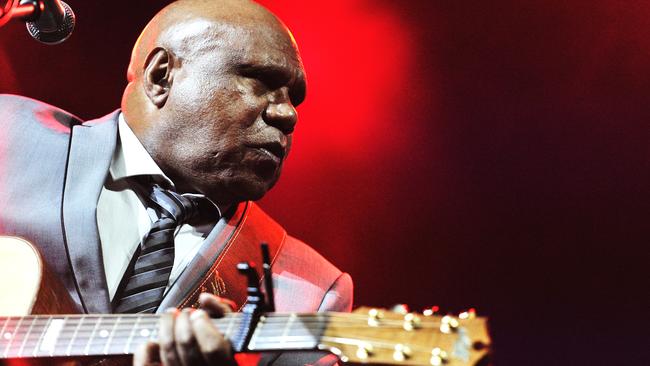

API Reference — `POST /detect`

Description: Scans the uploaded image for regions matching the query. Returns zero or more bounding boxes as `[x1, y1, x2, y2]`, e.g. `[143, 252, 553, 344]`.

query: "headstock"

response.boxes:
[319, 307, 490, 365]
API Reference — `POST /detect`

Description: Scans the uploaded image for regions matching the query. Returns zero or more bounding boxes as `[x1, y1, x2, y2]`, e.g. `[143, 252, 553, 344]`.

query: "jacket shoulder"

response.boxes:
[279, 235, 353, 311]
[280, 235, 344, 283]
[0, 94, 82, 132]
[246, 202, 345, 286]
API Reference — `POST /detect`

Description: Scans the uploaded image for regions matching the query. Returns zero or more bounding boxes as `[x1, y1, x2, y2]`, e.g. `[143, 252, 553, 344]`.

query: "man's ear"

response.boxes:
[143, 47, 175, 108]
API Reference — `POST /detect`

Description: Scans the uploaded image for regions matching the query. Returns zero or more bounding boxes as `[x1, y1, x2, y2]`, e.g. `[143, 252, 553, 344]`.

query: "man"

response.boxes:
[0, 0, 351, 364]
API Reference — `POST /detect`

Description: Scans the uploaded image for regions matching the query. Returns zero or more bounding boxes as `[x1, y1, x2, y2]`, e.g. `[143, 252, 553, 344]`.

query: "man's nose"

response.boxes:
[264, 96, 297, 134]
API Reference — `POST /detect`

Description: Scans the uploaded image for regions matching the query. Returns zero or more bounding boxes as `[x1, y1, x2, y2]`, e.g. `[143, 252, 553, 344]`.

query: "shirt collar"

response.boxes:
[111, 113, 174, 187]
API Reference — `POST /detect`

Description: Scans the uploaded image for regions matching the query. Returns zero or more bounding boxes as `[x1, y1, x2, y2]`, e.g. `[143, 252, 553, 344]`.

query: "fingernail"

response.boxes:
[199, 293, 215, 300]
[190, 309, 207, 320]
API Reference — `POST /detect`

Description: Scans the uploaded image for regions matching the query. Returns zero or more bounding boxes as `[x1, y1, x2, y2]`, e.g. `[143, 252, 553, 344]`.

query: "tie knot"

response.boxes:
[149, 185, 207, 225]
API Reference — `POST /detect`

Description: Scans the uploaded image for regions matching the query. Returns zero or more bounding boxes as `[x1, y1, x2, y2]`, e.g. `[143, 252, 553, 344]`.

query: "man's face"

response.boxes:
[156, 23, 306, 204]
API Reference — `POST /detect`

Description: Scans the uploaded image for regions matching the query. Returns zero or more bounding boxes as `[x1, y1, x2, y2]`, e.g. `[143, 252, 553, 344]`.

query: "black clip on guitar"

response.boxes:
[231, 243, 275, 352]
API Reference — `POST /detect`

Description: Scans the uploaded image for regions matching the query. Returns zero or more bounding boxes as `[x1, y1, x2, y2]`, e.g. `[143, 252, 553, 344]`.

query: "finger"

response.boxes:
[159, 309, 181, 366]
[134, 341, 160, 366]
[191, 309, 236, 366]
[174, 308, 204, 366]
[198, 293, 236, 317]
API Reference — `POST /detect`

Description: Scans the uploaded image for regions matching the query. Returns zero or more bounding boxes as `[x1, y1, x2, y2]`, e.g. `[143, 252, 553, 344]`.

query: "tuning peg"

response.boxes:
[423, 306, 440, 316]
[393, 344, 412, 361]
[430, 347, 449, 365]
[403, 313, 421, 331]
[390, 304, 410, 314]
[356, 343, 374, 360]
[459, 308, 477, 319]
[440, 315, 459, 334]
[368, 308, 384, 327]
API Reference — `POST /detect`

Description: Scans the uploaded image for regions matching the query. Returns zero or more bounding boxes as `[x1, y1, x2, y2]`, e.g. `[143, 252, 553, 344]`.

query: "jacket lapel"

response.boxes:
[157, 202, 249, 311]
[158, 202, 287, 312]
[62, 111, 119, 313]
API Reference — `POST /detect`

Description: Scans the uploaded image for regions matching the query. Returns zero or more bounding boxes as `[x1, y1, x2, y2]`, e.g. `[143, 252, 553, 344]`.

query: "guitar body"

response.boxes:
[0, 237, 77, 317]
[0, 237, 127, 366]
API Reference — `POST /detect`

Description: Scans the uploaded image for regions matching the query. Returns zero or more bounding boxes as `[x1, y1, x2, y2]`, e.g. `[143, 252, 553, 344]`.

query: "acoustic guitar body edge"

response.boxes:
[0, 236, 77, 316]
[0, 237, 127, 366]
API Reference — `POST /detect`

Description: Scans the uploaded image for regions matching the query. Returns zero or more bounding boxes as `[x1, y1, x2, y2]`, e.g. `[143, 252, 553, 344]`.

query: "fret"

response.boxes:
[149, 327, 158, 342]
[22, 316, 49, 357]
[0, 318, 8, 343]
[53, 315, 80, 356]
[102, 316, 121, 355]
[41, 317, 65, 356]
[247, 316, 266, 350]
[83, 316, 102, 356]
[280, 313, 296, 347]
[107, 323, 131, 354]
[247, 314, 322, 352]
[222, 316, 237, 339]
[123, 315, 142, 355]
[3, 316, 24, 358]
[233, 312, 255, 352]
[63, 317, 95, 356]
[110, 316, 157, 356]
[17, 316, 37, 357]
[32, 316, 52, 357]
[0, 317, 12, 357]
[52, 317, 76, 356]
[65, 315, 84, 356]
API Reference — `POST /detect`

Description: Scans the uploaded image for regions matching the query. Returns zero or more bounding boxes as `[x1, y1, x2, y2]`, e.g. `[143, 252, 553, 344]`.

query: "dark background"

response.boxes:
[1, 1, 647, 365]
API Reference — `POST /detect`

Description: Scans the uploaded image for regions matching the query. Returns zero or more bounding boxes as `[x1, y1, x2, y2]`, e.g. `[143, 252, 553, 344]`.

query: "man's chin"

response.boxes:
[219, 177, 277, 204]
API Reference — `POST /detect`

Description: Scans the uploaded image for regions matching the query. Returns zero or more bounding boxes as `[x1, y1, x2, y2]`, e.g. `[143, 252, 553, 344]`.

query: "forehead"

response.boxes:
[216, 23, 304, 74]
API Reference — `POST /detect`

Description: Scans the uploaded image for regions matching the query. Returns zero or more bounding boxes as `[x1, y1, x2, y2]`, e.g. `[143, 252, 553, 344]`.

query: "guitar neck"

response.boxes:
[0, 312, 327, 359]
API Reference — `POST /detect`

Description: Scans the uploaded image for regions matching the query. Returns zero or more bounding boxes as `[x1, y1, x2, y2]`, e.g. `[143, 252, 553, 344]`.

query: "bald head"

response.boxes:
[120, 0, 306, 205]
[126, 0, 294, 83]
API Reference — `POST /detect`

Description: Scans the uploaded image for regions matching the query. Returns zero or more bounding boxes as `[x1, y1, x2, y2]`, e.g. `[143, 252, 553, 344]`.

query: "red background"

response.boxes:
[1, 1, 647, 364]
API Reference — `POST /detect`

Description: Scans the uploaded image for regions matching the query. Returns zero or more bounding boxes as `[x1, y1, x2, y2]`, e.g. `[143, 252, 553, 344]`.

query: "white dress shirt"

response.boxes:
[97, 114, 218, 300]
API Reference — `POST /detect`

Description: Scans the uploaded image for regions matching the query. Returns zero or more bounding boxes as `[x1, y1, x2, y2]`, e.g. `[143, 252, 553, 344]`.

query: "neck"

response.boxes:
[0, 312, 327, 359]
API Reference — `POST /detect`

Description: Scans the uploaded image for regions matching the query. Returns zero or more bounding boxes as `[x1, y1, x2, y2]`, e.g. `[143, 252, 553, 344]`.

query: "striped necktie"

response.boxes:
[113, 184, 207, 313]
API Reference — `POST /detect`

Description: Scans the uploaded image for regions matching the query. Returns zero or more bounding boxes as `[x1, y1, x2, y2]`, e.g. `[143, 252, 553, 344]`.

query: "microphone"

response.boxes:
[17, 0, 75, 44]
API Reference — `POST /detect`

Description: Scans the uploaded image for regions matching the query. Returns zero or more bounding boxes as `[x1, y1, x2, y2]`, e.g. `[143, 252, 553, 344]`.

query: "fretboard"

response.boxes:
[0, 313, 329, 359]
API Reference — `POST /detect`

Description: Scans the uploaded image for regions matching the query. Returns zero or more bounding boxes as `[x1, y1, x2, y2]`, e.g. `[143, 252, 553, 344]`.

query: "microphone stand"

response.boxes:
[1, 0, 75, 44]
[0, 0, 40, 27]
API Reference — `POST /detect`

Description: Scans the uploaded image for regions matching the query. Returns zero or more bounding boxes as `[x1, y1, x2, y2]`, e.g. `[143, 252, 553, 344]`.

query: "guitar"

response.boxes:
[0, 236, 491, 365]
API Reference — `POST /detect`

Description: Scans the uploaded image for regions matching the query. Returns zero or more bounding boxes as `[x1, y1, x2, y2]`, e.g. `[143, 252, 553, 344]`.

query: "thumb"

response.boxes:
[198, 293, 236, 317]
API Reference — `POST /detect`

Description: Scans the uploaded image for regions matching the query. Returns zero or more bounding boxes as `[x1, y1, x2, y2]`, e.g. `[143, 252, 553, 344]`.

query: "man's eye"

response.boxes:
[257, 74, 285, 90]
[242, 69, 285, 89]
[241, 75, 269, 94]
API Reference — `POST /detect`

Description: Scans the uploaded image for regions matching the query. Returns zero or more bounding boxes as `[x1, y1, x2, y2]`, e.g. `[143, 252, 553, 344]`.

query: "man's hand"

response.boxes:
[134, 294, 238, 366]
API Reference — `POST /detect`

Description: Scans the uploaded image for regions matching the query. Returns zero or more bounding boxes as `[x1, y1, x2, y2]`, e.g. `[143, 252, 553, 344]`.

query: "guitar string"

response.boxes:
[0, 314, 462, 355]
[0, 316, 454, 340]
[3, 333, 470, 361]
[1, 334, 456, 353]
[0, 319, 452, 335]
[318, 335, 466, 355]
[0, 313, 452, 322]
[0, 323, 465, 359]
[0, 316, 450, 329]
[0, 321, 451, 341]
[3, 334, 453, 358]
[0, 312, 454, 321]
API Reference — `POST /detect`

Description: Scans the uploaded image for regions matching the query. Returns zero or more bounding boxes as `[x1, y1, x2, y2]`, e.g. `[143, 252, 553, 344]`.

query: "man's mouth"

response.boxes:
[254, 142, 286, 163]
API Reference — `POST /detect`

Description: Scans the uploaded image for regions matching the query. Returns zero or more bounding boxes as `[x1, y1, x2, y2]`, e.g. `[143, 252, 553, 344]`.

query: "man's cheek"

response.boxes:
[286, 136, 293, 155]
